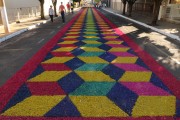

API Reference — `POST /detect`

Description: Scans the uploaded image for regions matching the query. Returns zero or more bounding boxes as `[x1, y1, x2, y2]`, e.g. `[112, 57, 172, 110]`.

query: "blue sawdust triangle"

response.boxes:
[2, 84, 31, 113]
[150, 73, 172, 94]
[52, 45, 60, 51]
[45, 97, 81, 117]
[135, 58, 149, 70]
[176, 99, 180, 117]
[28, 65, 44, 79]
[43, 52, 54, 61]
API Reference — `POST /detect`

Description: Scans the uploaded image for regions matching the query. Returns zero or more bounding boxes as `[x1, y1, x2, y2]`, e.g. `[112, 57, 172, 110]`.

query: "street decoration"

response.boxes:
[0, 8, 179, 119]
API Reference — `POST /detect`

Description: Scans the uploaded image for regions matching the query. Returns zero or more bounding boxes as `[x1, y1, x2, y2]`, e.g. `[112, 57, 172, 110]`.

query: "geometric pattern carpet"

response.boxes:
[0, 8, 179, 119]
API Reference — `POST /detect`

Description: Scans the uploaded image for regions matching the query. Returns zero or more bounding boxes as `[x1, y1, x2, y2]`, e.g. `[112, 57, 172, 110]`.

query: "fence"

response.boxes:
[6, 6, 40, 23]
[133, 3, 154, 13]
[165, 4, 180, 19]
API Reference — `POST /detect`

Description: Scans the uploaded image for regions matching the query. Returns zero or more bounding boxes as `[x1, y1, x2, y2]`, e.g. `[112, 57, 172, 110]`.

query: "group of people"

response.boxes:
[49, 2, 74, 23]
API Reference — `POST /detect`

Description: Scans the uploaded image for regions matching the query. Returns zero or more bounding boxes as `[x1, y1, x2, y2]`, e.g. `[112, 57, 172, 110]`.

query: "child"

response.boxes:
[49, 5, 54, 22]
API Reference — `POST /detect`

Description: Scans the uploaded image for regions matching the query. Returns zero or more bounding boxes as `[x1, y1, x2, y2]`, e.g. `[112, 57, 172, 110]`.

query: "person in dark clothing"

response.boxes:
[71, 3, 74, 14]
[49, 5, 54, 22]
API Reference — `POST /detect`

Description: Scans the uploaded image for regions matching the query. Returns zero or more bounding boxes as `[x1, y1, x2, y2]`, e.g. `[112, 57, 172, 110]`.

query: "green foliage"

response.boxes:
[73, 0, 81, 2]
[126, 0, 136, 4]
[95, 0, 101, 2]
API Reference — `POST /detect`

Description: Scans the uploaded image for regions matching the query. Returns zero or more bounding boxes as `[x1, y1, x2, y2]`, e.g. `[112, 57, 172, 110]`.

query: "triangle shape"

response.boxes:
[45, 97, 81, 117]
[2, 84, 31, 113]
[28, 65, 45, 79]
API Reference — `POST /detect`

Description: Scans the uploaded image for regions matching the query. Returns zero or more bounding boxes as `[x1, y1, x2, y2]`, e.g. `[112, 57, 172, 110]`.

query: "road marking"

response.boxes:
[38, 38, 45, 44]
[0, 39, 21, 48]
[50, 31, 55, 34]
[0, 48, 25, 52]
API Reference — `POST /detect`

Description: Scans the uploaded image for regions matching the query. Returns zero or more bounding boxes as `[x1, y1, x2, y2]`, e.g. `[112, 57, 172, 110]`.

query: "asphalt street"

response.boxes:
[0, 8, 179, 87]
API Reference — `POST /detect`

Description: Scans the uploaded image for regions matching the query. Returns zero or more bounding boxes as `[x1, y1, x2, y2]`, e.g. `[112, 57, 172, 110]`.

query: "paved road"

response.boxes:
[0, 8, 179, 87]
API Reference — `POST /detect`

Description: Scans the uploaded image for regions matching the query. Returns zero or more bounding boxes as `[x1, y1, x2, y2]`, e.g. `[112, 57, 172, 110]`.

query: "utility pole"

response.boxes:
[0, 0, 10, 33]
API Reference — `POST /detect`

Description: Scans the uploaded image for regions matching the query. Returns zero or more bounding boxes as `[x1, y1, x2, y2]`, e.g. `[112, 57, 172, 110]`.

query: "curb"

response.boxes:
[0, 29, 27, 43]
[102, 8, 180, 42]
[0, 19, 50, 43]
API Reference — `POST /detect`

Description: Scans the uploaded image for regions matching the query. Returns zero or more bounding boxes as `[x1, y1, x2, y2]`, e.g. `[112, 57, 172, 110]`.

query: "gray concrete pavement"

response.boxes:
[99, 8, 180, 80]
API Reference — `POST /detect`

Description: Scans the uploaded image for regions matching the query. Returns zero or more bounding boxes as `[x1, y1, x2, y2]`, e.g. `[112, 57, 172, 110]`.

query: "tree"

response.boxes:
[127, 0, 136, 17]
[73, 0, 81, 7]
[121, 0, 127, 15]
[39, 0, 45, 19]
[95, 0, 100, 2]
[52, 0, 58, 17]
[151, 0, 163, 25]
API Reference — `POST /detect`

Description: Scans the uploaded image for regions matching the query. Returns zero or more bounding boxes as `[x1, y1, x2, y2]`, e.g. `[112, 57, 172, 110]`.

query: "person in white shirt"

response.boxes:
[49, 5, 54, 22]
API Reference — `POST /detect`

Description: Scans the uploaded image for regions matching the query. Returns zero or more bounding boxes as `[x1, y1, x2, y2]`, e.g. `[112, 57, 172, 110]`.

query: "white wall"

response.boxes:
[3, 0, 71, 22]
[4, 0, 40, 22]
[44, 0, 52, 15]
[166, 4, 180, 18]
[110, 0, 125, 13]
[5, 0, 39, 8]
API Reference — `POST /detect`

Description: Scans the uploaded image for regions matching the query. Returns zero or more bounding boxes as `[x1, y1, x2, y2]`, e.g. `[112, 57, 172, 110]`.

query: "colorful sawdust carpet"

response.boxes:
[0, 8, 180, 119]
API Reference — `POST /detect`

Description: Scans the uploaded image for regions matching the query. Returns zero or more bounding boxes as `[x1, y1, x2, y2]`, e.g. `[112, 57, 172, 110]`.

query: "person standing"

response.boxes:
[66, 2, 70, 14]
[71, 2, 74, 14]
[59, 2, 66, 23]
[49, 5, 54, 22]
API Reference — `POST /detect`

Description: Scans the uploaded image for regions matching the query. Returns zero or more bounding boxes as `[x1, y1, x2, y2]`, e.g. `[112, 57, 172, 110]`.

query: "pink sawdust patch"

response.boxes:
[121, 82, 170, 96]
[110, 52, 136, 57]
[108, 44, 127, 47]
[114, 64, 149, 71]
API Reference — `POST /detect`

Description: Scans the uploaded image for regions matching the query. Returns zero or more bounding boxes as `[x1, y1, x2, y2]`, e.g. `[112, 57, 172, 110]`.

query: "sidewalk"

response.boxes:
[0, 7, 81, 43]
[102, 7, 180, 41]
[0, 17, 47, 42]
